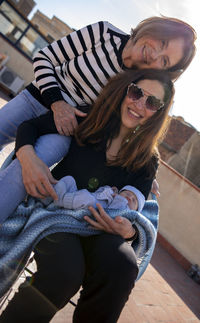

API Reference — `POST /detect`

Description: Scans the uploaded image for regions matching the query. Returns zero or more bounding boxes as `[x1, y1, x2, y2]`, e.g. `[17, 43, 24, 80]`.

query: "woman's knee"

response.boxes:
[85, 234, 138, 286]
[104, 241, 138, 285]
[34, 134, 71, 166]
[33, 233, 85, 303]
[0, 90, 47, 149]
[33, 267, 82, 309]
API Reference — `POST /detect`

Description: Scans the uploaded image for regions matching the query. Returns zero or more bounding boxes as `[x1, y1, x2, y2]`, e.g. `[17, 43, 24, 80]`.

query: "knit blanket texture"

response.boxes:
[0, 196, 159, 298]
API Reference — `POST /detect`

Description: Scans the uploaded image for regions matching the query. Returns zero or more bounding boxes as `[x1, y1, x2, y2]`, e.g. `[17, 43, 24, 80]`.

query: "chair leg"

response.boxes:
[0, 289, 13, 311]
[69, 299, 77, 307]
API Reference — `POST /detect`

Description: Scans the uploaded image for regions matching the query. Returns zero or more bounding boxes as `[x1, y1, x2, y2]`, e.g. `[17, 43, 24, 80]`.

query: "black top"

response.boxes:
[15, 112, 158, 199]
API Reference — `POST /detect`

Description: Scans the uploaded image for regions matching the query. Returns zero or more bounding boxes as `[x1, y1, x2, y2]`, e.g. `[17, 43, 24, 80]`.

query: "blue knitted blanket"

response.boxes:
[0, 196, 159, 298]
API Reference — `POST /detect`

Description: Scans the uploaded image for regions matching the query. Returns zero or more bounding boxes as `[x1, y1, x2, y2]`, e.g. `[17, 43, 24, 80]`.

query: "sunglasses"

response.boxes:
[127, 83, 164, 112]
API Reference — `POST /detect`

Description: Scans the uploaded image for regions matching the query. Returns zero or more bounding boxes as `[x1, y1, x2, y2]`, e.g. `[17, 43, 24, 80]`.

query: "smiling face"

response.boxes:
[120, 79, 165, 134]
[122, 36, 184, 70]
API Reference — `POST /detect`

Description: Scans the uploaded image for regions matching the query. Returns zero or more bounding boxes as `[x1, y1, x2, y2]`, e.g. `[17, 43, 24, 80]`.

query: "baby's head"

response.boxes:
[119, 186, 145, 212]
[119, 190, 138, 210]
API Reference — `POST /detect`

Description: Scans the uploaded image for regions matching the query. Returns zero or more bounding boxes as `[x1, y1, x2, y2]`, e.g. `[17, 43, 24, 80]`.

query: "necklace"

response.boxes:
[125, 125, 140, 143]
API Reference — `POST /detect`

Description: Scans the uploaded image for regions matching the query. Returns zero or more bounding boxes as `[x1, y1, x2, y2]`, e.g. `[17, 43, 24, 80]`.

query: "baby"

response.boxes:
[42, 176, 145, 212]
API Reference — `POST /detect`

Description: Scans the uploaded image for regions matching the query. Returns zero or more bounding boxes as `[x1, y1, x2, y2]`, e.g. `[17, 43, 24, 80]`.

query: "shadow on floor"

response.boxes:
[151, 242, 200, 319]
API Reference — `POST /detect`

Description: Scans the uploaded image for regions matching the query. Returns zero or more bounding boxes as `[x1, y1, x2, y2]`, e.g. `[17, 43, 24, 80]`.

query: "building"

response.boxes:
[0, 0, 50, 91]
[0, 0, 75, 95]
[8, 0, 36, 17]
[159, 116, 200, 188]
[168, 131, 200, 188]
[31, 10, 73, 42]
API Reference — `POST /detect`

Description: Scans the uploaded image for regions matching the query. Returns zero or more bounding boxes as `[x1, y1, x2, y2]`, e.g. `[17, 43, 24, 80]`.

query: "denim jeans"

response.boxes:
[0, 90, 71, 223]
[0, 134, 71, 224]
[0, 89, 49, 150]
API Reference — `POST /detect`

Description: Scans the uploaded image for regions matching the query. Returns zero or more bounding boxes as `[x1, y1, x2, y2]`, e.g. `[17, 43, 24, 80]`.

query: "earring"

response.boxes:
[125, 125, 140, 143]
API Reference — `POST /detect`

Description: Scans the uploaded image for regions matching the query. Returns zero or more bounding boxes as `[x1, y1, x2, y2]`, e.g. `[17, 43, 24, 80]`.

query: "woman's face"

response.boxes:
[122, 36, 184, 70]
[120, 79, 165, 133]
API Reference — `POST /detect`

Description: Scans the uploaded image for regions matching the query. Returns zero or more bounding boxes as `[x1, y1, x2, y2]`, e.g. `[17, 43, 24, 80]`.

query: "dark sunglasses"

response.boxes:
[127, 83, 164, 112]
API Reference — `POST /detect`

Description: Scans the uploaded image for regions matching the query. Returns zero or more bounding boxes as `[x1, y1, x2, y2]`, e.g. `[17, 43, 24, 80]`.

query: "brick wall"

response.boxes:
[159, 116, 200, 188]
[159, 117, 196, 160]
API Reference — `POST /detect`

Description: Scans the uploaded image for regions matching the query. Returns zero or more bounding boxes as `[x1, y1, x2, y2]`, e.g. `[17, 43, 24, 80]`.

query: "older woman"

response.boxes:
[0, 68, 174, 322]
[0, 16, 196, 201]
[0, 17, 195, 139]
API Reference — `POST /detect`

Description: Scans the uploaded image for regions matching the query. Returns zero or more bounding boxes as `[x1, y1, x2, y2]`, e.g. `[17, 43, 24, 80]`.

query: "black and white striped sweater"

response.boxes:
[26, 21, 129, 109]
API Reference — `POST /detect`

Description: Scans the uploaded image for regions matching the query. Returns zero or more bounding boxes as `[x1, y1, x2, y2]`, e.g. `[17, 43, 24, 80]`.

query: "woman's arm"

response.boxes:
[51, 101, 86, 136]
[15, 110, 86, 198]
[84, 204, 136, 240]
[33, 22, 108, 106]
[128, 156, 159, 200]
[32, 22, 110, 134]
[15, 112, 59, 199]
[15, 111, 57, 153]
[16, 145, 58, 199]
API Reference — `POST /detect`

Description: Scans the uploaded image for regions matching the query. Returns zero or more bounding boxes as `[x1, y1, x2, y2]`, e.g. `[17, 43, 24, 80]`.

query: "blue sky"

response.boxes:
[30, 0, 200, 131]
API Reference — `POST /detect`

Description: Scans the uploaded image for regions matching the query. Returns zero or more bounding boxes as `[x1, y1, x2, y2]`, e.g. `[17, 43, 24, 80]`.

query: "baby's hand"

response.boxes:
[111, 186, 118, 196]
[151, 179, 160, 197]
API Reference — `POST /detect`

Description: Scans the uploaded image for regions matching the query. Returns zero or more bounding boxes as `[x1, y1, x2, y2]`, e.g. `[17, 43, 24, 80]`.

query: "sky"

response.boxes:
[29, 0, 200, 131]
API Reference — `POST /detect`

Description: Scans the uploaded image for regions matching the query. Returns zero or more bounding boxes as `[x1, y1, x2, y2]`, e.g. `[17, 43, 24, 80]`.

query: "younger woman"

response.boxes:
[0, 68, 174, 322]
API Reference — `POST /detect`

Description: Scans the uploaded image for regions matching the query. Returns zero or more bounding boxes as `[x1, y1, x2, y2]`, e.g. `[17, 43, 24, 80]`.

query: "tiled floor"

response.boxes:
[151, 243, 200, 320]
[0, 91, 200, 322]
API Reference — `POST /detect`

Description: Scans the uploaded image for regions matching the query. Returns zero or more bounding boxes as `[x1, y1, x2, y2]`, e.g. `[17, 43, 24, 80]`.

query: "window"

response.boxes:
[18, 28, 48, 57]
[0, 2, 28, 42]
[0, 1, 49, 60]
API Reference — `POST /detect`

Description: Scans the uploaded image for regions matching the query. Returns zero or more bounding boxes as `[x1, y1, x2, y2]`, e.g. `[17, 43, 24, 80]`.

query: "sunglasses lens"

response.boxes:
[128, 84, 143, 101]
[146, 96, 164, 111]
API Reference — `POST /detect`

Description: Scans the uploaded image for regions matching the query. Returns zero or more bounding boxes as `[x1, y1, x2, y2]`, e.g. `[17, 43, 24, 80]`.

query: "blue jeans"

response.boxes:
[0, 134, 71, 224]
[0, 90, 71, 223]
[0, 89, 49, 149]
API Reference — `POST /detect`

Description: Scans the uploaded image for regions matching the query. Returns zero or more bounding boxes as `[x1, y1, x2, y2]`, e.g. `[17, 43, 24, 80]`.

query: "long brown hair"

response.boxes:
[130, 16, 197, 80]
[75, 69, 174, 174]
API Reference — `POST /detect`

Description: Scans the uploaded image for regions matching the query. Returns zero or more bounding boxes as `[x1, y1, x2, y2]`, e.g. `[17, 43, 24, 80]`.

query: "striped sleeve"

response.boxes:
[32, 21, 110, 107]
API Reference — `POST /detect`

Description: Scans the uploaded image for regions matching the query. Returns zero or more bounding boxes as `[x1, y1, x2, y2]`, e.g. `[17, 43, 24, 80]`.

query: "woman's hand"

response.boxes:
[151, 179, 160, 197]
[51, 101, 87, 136]
[16, 145, 58, 200]
[84, 204, 136, 239]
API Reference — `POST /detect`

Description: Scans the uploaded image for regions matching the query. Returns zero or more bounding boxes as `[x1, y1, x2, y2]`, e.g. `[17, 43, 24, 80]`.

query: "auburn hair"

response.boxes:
[130, 16, 196, 80]
[75, 69, 174, 175]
